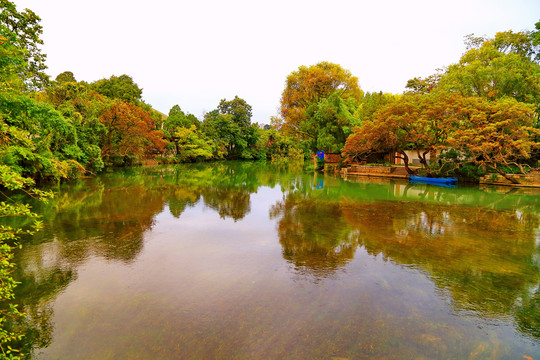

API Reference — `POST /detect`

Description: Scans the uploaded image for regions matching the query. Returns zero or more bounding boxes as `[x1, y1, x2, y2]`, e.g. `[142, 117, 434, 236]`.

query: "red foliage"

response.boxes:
[100, 101, 166, 161]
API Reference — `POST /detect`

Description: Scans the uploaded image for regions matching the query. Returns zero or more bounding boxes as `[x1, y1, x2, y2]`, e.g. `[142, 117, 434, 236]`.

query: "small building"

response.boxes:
[392, 150, 437, 165]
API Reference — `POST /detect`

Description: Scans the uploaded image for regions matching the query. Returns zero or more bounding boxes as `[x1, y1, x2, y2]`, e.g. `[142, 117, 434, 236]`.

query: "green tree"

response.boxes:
[55, 71, 76, 84]
[91, 74, 143, 103]
[173, 125, 213, 162]
[0, 123, 54, 358]
[405, 73, 442, 95]
[164, 105, 200, 134]
[44, 79, 107, 173]
[0, 0, 48, 90]
[0, 94, 87, 181]
[532, 19, 540, 61]
[354, 92, 397, 123]
[279, 62, 363, 138]
[217, 96, 252, 127]
[204, 97, 259, 159]
[302, 92, 358, 153]
[202, 110, 240, 159]
[439, 31, 540, 107]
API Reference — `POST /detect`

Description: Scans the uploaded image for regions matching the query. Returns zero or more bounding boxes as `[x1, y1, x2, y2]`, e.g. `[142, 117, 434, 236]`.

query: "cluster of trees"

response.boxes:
[273, 25, 540, 183]
[0, 1, 303, 188]
[343, 29, 540, 182]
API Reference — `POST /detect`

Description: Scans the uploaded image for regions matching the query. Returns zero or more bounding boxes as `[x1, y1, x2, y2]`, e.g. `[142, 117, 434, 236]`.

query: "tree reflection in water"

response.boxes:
[271, 186, 540, 341]
[4, 164, 540, 357]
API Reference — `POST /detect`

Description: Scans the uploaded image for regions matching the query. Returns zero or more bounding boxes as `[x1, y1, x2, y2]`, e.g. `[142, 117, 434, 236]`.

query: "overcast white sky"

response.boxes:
[13, 0, 540, 124]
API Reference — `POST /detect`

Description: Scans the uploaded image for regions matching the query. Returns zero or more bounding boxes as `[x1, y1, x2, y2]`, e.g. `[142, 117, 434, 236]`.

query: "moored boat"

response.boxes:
[409, 175, 458, 184]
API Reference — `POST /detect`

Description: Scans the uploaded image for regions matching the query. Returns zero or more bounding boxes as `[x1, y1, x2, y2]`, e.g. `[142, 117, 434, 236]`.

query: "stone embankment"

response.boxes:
[340, 165, 409, 179]
[479, 171, 540, 187]
[341, 165, 540, 188]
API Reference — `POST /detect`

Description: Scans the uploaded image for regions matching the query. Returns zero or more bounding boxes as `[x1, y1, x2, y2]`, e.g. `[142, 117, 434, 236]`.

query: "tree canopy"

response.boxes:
[0, 0, 48, 90]
[91, 74, 143, 104]
[279, 62, 363, 136]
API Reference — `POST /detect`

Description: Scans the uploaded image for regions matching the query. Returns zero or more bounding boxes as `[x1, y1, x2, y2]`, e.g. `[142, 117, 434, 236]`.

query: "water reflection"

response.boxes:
[270, 198, 354, 281]
[5, 163, 540, 358]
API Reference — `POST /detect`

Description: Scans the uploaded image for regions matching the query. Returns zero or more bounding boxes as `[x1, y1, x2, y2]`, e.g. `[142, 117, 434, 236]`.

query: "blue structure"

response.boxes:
[409, 175, 458, 185]
[317, 151, 324, 160]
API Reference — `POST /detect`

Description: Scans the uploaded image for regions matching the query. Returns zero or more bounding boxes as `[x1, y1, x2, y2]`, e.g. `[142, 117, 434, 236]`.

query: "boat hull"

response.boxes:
[409, 175, 458, 184]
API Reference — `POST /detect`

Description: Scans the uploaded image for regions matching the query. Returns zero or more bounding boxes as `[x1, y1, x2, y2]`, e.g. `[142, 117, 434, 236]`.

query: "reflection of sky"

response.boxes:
[159, 185, 283, 246]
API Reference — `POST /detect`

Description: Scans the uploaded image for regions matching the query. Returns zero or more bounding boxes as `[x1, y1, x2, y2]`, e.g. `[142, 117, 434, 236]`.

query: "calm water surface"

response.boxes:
[11, 162, 540, 359]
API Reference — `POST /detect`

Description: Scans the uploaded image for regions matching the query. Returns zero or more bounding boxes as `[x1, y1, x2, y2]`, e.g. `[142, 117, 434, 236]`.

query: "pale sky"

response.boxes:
[13, 0, 540, 124]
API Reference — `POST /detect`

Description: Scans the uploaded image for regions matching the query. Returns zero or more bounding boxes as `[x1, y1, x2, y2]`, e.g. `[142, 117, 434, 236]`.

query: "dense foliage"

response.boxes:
[343, 28, 540, 179]
[276, 62, 363, 153]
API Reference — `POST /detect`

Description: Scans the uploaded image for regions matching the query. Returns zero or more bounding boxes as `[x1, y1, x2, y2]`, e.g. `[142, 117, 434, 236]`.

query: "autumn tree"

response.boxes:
[343, 94, 459, 175]
[445, 97, 538, 183]
[279, 62, 363, 140]
[99, 100, 166, 165]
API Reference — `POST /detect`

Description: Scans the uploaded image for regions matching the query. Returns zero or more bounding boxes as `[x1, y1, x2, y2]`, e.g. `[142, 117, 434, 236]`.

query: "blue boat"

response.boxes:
[409, 175, 458, 184]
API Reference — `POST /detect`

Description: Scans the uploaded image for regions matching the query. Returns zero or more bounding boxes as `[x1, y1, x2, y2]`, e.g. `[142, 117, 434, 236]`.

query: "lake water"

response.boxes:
[10, 162, 540, 359]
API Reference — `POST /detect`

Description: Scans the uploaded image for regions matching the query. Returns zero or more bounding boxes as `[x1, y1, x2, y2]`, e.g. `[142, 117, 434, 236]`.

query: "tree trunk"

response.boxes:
[490, 165, 520, 184]
[395, 151, 416, 175]
[417, 149, 432, 176]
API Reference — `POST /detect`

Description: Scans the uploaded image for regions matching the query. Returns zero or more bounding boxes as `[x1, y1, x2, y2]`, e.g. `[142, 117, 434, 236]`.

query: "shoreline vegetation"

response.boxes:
[1, 0, 540, 357]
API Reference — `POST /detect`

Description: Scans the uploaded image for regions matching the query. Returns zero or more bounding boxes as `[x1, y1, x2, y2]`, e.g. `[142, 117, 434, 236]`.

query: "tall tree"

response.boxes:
[355, 91, 396, 123]
[217, 96, 252, 127]
[55, 71, 76, 84]
[438, 31, 540, 107]
[279, 62, 363, 137]
[91, 74, 143, 103]
[205, 96, 258, 159]
[532, 19, 540, 62]
[302, 92, 358, 153]
[0, 0, 48, 90]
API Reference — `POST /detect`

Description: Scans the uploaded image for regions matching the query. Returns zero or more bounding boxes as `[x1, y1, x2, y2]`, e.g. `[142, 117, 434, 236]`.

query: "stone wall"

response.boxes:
[479, 171, 540, 187]
[342, 165, 395, 174]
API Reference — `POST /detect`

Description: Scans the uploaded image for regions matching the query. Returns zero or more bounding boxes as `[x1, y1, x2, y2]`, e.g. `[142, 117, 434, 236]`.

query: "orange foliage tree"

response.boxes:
[446, 96, 538, 183]
[343, 94, 539, 181]
[343, 94, 459, 175]
[100, 100, 167, 165]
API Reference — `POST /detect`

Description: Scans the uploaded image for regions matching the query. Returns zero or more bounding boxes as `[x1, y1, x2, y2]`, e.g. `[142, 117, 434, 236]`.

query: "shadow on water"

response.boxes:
[4, 162, 540, 358]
